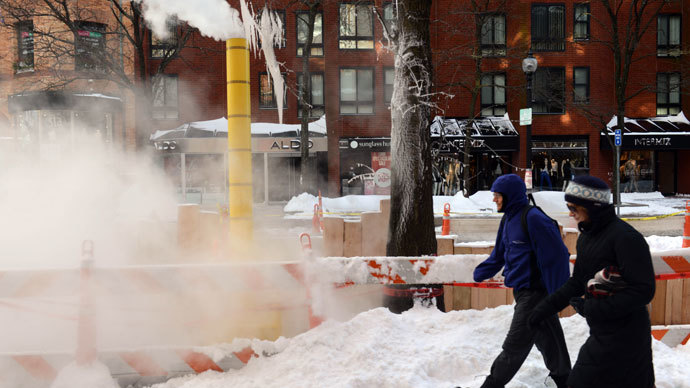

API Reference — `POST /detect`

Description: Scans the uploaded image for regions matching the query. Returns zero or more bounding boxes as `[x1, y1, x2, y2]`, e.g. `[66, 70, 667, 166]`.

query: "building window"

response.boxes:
[16, 21, 34, 72]
[297, 11, 323, 56]
[533, 67, 565, 114]
[339, 3, 373, 49]
[531, 5, 565, 51]
[152, 74, 179, 119]
[574, 3, 590, 40]
[150, 17, 178, 58]
[383, 3, 396, 35]
[480, 14, 506, 56]
[340, 68, 374, 114]
[657, 73, 681, 116]
[481, 73, 506, 116]
[657, 14, 681, 57]
[298, 73, 325, 118]
[75, 21, 106, 71]
[384, 67, 394, 104]
[573, 67, 589, 104]
[259, 72, 287, 109]
[260, 10, 286, 49]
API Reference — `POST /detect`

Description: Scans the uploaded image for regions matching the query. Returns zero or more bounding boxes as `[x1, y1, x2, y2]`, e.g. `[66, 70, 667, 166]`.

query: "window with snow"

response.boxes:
[75, 21, 106, 71]
[533, 67, 565, 114]
[150, 17, 179, 59]
[259, 72, 287, 109]
[384, 67, 394, 104]
[480, 73, 506, 116]
[657, 73, 681, 116]
[340, 68, 374, 115]
[297, 11, 323, 56]
[573, 3, 590, 40]
[573, 67, 589, 104]
[16, 20, 34, 72]
[152, 74, 179, 120]
[657, 14, 681, 57]
[298, 73, 325, 118]
[531, 5, 565, 51]
[480, 14, 506, 57]
[339, 3, 373, 50]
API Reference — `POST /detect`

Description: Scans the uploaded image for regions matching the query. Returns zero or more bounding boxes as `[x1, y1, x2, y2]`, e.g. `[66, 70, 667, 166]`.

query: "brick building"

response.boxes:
[0, 1, 137, 155]
[2, 0, 689, 200]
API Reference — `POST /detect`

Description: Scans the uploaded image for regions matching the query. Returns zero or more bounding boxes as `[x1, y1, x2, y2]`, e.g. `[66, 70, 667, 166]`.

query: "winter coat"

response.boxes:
[473, 174, 570, 294]
[540, 205, 656, 388]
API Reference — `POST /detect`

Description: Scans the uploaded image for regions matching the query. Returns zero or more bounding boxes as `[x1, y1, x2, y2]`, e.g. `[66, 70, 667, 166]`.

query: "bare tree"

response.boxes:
[434, 0, 516, 197]
[587, 0, 669, 203]
[291, 0, 322, 192]
[378, 0, 436, 257]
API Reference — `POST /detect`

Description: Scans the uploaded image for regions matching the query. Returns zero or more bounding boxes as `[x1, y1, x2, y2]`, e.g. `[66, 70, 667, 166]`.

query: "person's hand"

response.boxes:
[569, 297, 585, 317]
[528, 300, 553, 330]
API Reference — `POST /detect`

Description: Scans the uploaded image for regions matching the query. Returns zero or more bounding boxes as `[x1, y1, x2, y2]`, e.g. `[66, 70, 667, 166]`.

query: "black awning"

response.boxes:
[430, 115, 519, 152]
[601, 112, 690, 150]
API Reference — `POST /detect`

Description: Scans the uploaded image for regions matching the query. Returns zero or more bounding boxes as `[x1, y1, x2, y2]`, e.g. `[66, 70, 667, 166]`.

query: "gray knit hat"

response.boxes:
[564, 175, 611, 208]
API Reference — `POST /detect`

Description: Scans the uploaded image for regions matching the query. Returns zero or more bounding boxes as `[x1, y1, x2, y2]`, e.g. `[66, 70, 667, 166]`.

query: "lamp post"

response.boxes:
[522, 50, 538, 184]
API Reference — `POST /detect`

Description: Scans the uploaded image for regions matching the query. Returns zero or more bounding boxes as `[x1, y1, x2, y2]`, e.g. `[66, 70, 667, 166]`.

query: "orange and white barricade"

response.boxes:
[652, 325, 690, 348]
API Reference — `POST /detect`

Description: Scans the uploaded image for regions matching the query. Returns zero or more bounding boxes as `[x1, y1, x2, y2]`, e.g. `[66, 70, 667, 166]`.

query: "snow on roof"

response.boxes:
[605, 111, 690, 133]
[430, 113, 518, 137]
[150, 115, 327, 141]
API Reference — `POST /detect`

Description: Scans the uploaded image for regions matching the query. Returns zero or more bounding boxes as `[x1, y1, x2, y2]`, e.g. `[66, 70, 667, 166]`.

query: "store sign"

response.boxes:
[601, 134, 689, 150]
[432, 136, 518, 153]
[254, 137, 327, 153]
[270, 139, 313, 150]
[339, 138, 391, 151]
[633, 137, 671, 147]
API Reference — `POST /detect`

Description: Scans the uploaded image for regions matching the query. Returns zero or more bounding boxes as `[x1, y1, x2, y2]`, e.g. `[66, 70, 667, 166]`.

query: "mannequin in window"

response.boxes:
[540, 157, 552, 190]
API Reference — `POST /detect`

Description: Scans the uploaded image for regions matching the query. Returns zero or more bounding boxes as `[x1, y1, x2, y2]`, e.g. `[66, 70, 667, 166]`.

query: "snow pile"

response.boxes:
[646, 236, 684, 251]
[284, 191, 685, 219]
[148, 304, 690, 388]
[50, 361, 118, 388]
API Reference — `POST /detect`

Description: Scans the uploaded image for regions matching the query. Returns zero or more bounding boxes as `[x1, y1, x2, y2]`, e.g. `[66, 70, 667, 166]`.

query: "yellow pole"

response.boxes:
[226, 38, 253, 249]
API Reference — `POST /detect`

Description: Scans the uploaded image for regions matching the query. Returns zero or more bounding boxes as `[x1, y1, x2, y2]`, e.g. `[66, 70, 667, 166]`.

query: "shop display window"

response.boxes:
[619, 151, 655, 193]
[531, 140, 588, 191]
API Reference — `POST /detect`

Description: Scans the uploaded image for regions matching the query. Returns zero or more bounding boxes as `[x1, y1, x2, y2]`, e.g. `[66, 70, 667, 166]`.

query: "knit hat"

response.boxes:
[564, 175, 611, 209]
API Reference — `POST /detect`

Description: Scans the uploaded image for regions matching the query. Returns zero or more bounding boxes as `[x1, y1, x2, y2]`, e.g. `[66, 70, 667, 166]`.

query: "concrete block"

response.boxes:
[323, 217, 345, 257]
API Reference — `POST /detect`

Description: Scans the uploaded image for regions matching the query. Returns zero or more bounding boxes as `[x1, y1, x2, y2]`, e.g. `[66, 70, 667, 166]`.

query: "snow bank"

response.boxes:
[149, 304, 690, 388]
[284, 191, 685, 219]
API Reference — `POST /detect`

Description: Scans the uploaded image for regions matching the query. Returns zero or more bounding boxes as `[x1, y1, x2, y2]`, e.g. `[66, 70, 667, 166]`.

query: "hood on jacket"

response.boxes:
[490, 174, 528, 215]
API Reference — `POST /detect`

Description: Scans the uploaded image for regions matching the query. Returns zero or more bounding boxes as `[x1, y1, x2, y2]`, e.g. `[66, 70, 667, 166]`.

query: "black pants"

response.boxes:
[481, 288, 571, 388]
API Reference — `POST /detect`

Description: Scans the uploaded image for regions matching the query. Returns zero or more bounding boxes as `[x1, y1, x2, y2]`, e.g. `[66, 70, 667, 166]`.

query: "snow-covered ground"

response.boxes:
[149, 303, 690, 388]
[285, 191, 688, 219]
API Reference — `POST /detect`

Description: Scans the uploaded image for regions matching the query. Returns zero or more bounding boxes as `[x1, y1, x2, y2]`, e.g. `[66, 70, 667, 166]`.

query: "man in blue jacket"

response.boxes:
[474, 174, 571, 388]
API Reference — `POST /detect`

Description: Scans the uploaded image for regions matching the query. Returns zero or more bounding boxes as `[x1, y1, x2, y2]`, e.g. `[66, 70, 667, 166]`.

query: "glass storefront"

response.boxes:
[339, 138, 392, 195]
[531, 139, 588, 191]
[619, 150, 655, 192]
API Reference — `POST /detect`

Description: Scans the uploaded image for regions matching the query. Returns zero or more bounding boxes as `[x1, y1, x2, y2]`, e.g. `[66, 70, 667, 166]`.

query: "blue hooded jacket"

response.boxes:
[473, 174, 570, 294]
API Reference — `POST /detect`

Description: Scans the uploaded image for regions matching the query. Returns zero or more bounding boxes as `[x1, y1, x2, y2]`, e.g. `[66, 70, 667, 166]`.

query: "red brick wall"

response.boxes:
[145, 0, 687, 195]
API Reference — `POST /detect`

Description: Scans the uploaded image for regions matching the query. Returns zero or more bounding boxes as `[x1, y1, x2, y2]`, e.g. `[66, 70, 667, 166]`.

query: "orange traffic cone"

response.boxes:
[442, 203, 451, 236]
[312, 203, 321, 234]
[683, 201, 690, 248]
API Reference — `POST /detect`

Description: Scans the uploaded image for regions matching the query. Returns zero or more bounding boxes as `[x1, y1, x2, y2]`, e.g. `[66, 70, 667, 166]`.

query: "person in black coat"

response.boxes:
[529, 175, 656, 388]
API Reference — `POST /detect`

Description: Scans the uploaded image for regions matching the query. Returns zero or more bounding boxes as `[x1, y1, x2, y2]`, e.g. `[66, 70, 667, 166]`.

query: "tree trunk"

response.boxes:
[387, 0, 436, 257]
[299, 6, 318, 192]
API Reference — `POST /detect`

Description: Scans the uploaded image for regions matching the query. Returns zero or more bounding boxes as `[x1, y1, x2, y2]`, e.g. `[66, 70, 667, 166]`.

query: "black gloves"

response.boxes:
[569, 297, 585, 317]
[528, 300, 554, 330]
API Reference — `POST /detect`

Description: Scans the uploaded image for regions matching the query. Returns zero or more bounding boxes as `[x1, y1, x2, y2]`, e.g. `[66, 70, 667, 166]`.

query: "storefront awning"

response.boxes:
[430, 114, 519, 152]
[601, 112, 690, 150]
[150, 115, 327, 141]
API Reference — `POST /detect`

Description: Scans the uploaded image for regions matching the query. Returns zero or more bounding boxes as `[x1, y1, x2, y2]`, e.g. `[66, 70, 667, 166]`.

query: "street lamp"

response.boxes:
[522, 50, 538, 181]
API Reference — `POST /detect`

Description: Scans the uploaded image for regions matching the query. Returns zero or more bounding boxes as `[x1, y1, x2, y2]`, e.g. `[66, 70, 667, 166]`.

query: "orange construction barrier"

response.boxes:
[441, 203, 451, 236]
[312, 204, 321, 234]
[683, 201, 690, 248]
